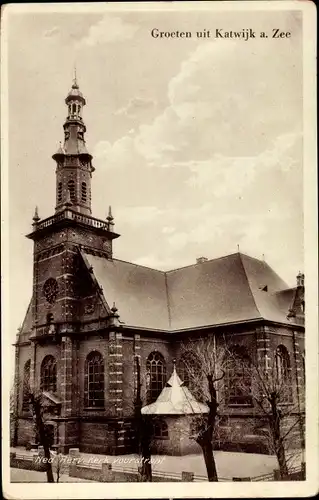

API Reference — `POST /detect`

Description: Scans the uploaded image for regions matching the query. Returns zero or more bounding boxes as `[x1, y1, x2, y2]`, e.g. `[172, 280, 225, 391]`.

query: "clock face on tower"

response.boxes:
[43, 278, 59, 304]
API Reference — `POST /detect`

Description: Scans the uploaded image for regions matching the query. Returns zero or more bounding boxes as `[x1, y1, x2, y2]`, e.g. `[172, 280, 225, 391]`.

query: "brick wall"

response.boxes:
[17, 417, 35, 446]
[80, 421, 117, 454]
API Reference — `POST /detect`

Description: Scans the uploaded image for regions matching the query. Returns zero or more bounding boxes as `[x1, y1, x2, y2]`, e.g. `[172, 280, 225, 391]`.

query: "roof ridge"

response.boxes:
[112, 252, 265, 275]
[237, 253, 263, 319]
[165, 251, 259, 274]
[112, 257, 166, 274]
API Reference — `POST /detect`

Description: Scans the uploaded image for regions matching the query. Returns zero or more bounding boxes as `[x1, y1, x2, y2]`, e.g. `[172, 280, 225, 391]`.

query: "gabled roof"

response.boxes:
[20, 298, 34, 336]
[42, 391, 62, 405]
[84, 254, 170, 330]
[83, 251, 298, 331]
[141, 366, 209, 415]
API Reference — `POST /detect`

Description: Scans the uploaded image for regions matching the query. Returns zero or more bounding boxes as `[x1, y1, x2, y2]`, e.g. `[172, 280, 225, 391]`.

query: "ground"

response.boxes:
[11, 446, 303, 482]
[10, 468, 95, 483]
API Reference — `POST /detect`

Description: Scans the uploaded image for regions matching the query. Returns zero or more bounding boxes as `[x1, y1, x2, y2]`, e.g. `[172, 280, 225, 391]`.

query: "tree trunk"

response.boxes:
[139, 422, 152, 482]
[134, 356, 152, 482]
[29, 393, 54, 483]
[196, 375, 219, 481]
[275, 441, 289, 478]
[201, 440, 218, 481]
[269, 392, 288, 479]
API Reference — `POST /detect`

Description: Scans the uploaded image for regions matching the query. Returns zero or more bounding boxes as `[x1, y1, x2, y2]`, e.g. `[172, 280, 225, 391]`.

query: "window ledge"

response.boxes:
[227, 404, 254, 408]
[83, 407, 105, 411]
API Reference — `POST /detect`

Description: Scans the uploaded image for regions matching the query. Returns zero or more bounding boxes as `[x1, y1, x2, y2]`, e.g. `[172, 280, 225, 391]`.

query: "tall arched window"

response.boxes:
[275, 345, 292, 402]
[81, 182, 87, 202]
[22, 360, 31, 411]
[224, 345, 252, 406]
[67, 180, 75, 202]
[146, 352, 166, 403]
[84, 351, 105, 408]
[40, 355, 57, 393]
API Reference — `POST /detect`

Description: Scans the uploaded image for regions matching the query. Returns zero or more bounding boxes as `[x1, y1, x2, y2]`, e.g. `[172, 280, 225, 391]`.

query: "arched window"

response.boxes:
[72, 103, 76, 115]
[81, 182, 87, 202]
[153, 419, 169, 440]
[22, 360, 31, 411]
[67, 180, 75, 202]
[57, 182, 62, 203]
[84, 351, 105, 408]
[224, 345, 252, 406]
[40, 355, 57, 393]
[146, 352, 166, 403]
[275, 345, 292, 402]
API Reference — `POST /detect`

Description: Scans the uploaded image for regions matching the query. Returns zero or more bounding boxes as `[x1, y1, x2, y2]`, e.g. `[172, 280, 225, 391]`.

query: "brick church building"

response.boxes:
[13, 79, 305, 455]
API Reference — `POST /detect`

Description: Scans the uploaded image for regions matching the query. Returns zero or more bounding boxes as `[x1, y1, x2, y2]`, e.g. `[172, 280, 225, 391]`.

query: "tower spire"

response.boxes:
[52, 76, 94, 216]
[73, 64, 78, 88]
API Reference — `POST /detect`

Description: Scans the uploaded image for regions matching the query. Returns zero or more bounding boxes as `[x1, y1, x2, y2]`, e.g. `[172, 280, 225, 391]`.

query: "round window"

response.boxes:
[43, 278, 59, 304]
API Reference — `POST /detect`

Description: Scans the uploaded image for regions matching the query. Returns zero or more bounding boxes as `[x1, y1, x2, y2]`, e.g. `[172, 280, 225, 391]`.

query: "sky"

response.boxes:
[6, 6, 304, 339]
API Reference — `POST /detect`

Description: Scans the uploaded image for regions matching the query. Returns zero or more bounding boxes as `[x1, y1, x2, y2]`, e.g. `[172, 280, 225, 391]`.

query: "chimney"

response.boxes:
[296, 272, 304, 287]
[196, 257, 208, 264]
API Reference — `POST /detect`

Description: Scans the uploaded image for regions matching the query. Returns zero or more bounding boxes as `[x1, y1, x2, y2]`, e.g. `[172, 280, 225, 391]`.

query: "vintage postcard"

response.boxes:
[1, 1, 317, 498]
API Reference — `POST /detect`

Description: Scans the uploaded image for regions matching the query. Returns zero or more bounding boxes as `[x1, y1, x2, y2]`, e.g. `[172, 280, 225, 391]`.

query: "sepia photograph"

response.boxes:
[1, 1, 317, 498]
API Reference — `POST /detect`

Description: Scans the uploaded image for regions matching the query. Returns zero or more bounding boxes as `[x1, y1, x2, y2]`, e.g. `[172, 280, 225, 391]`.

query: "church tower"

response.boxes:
[21, 77, 121, 452]
[26, 76, 120, 362]
[53, 74, 93, 215]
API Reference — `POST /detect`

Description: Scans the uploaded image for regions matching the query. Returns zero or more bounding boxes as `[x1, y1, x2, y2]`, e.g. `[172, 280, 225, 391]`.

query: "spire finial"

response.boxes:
[237, 243, 240, 252]
[107, 205, 115, 231]
[32, 206, 40, 225]
[72, 63, 78, 89]
[109, 302, 120, 327]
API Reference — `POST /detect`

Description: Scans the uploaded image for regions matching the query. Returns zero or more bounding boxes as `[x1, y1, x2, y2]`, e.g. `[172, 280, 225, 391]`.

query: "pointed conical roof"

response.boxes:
[141, 365, 209, 415]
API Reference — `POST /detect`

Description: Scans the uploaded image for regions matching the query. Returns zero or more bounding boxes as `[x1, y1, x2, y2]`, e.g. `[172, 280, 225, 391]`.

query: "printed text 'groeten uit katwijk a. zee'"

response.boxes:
[150, 28, 292, 40]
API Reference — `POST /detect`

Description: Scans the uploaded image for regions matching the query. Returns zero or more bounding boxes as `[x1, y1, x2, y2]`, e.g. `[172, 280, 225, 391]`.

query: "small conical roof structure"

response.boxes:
[141, 364, 209, 415]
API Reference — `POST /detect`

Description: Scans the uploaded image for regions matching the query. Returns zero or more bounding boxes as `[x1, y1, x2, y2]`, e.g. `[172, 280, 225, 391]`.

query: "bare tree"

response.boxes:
[134, 355, 153, 482]
[52, 452, 69, 483]
[27, 390, 55, 483]
[181, 337, 226, 482]
[228, 346, 305, 479]
[10, 383, 19, 447]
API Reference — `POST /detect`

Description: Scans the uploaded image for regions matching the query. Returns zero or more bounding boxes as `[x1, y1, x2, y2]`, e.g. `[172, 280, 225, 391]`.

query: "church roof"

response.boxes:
[20, 298, 33, 336]
[83, 251, 297, 331]
[141, 365, 209, 415]
[84, 254, 169, 330]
